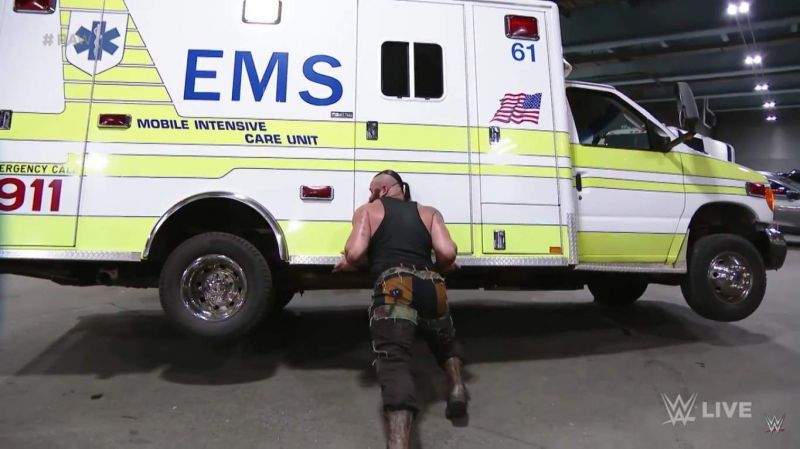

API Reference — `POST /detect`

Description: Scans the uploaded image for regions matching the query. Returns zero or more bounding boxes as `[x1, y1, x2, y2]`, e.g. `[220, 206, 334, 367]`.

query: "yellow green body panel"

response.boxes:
[572, 145, 683, 175]
[0, 216, 155, 252]
[0, 216, 77, 247]
[578, 232, 676, 263]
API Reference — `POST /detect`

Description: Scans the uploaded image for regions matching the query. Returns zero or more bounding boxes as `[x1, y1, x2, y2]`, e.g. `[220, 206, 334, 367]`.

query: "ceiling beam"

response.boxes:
[637, 88, 800, 103]
[607, 65, 800, 86]
[715, 104, 800, 112]
[568, 35, 800, 66]
[564, 16, 800, 53]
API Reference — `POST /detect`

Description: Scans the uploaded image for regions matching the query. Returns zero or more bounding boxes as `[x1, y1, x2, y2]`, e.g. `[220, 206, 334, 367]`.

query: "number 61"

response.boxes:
[511, 43, 535, 62]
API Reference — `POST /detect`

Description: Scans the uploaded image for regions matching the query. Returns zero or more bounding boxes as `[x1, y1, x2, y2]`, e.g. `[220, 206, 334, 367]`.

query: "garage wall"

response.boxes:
[713, 110, 800, 173]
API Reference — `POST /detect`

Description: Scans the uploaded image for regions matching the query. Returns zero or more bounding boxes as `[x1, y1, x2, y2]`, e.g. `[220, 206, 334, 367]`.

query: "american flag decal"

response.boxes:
[491, 93, 542, 124]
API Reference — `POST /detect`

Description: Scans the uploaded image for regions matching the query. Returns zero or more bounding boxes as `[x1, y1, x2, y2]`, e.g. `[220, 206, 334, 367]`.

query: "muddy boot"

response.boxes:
[385, 410, 413, 449]
[444, 357, 468, 418]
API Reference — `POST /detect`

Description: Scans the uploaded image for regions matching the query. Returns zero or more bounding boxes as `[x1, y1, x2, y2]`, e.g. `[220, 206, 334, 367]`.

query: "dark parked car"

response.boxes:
[761, 172, 800, 235]
[780, 169, 800, 183]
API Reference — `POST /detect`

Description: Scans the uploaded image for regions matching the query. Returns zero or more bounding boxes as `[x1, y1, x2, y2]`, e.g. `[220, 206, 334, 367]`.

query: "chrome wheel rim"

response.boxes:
[707, 252, 753, 304]
[180, 255, 247, 321]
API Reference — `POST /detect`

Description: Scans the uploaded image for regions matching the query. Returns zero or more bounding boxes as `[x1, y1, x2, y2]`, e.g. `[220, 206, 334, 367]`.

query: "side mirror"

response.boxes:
[677, 82, 700, 132]
[666, 82, 701, 150]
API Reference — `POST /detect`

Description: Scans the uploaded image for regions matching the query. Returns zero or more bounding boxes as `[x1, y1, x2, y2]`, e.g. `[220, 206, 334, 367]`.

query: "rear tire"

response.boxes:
[681, 233, 766, 322]
[588, 278, 648, 306]
[159, 232, 273, 340]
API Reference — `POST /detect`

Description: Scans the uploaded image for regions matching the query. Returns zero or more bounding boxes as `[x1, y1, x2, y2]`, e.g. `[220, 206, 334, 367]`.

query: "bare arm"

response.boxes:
[343, 205, 372, 267]
[430, 209, 457, 270]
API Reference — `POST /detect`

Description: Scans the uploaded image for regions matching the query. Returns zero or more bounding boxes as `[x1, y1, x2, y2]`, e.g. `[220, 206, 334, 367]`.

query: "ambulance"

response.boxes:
[0, 0, 787, 339]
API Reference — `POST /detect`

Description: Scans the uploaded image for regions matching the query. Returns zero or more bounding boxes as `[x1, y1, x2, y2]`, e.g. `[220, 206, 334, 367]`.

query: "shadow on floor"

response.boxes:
[14, 298, 771, 386]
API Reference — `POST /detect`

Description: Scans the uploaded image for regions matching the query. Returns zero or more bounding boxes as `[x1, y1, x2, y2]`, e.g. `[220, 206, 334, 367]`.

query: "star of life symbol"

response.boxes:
[74, 21, 120, 61]
[661, 393, 698, 426]
[66, 12, 128, 75]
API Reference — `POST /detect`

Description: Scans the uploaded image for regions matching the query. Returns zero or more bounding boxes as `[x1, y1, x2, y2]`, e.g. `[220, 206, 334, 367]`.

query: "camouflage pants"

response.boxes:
[369, 267, 463, 413]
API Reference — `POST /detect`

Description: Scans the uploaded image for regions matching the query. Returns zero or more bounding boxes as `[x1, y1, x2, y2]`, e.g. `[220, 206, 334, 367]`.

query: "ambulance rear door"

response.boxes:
[355, 0, 473, 254]
[0, 0, 92, 248]
[470, 3, 566, 259]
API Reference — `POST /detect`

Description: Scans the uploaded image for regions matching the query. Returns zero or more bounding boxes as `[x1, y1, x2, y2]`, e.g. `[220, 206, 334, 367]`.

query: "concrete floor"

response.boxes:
[0, 250, 798, 449]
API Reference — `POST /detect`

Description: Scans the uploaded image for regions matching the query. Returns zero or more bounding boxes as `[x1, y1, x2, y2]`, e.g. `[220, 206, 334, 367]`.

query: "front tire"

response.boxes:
[681, 234, 766, 322]
[159, 232, 274, 340]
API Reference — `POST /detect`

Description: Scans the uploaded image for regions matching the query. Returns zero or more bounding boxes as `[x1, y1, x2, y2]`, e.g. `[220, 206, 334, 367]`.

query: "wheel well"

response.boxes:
[147, 198, 285, 268]
[687, 202, 762, 256]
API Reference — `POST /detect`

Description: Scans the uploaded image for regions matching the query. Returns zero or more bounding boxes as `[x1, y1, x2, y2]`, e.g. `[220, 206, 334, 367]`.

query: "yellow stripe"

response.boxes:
[680, 153, 765, 183]
[482, 225, 564, 255]
[125, 31, 145, 47]
[356, 160, 467, 175]
[0, 216, 76, 247]
[65, 83, 93, 100]
[555, 132, 570, 158]
[82, 153, 568, 179]
[64, 65, 92, 82]
[685, 184, 746, 195]
[356, 123, 467, 153]
[84, 154, 353, 177]
[477, 128, 558, 156]
[95, 66, 162, 84]
[60, 0, 103, 9]
[480, 165, 571, 178]
[60, 10, 70, 24]
[88, 104, 357, 147]
[279, 221, 474, 257]
[582, 178, 685, 193]
[578, 232, 675, 263]
[103, 0, 128, 12]
[122, 49, 153, 65]
[92, 84, 170, 102]
[0, 103, 90, 141]
[572, 145, 683, 175]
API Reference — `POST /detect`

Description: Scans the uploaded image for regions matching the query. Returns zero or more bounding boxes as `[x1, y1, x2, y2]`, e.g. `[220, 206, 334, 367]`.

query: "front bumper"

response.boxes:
[755, 222, 787, 270]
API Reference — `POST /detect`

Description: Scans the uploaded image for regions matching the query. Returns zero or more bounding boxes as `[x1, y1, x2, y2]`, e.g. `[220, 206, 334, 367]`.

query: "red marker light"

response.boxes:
[301, 185, 334, 201]
[98, 114, 132, 129]
[14, 0, 55, 13]
[747, 182, 775, 211]
[505, 15, 539, 41]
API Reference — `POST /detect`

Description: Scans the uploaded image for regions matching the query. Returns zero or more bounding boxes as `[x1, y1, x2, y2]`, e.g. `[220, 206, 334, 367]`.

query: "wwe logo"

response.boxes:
[765, 415, 785, 433]
[661, 393, 698, 426]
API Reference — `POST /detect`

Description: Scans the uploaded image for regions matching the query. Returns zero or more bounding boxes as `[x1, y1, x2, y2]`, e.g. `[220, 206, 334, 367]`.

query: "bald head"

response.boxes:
[369, 173, 405, 202]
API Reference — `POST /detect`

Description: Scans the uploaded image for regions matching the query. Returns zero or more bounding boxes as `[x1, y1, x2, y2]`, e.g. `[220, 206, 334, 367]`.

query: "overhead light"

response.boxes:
[727, 2, 750, 16]
[763, 101, 776, 109]
[766, 115, 777, 122]
[755, 83, 770, 91]
[739, 2, 750, 14]
[744, 54, 763, 65]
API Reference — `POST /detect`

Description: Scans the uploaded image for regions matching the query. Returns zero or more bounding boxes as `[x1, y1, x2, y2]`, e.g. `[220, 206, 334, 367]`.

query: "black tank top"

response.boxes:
[368, 198, 433, 275]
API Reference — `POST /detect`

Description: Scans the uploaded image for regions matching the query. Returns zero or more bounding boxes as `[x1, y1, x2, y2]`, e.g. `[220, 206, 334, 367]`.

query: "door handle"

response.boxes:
[367, 121, 378, 141]
[489, 126, 500, 144]
[576, 173, 583, 192]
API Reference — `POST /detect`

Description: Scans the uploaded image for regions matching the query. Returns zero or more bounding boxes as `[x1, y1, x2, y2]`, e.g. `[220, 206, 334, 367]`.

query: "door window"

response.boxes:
[381, 41, 444, 100]
[567, 88, 657, 151]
